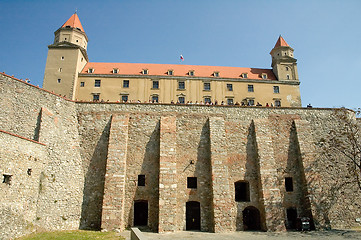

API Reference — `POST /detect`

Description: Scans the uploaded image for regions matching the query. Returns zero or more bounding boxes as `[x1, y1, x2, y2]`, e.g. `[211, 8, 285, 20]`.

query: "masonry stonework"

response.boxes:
[1, 73, 361, 239]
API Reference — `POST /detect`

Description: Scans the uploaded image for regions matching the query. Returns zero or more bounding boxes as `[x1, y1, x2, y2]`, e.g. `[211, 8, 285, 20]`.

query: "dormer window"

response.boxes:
[65, 25, 71, 28]
[76, 27, 81, 31]
[88, 68, 94, 73]
[242, 73, 248, 78]
[113, 68, 119, 74]
[213, 71, 219, 77]
[189, 70, 194, 76]
[168, 70, 174, 76]
[261, 73, 267, 79]
[142, 69, 149, 75]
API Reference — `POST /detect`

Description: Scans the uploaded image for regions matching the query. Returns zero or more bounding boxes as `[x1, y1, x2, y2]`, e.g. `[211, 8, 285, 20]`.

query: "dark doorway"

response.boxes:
[186, 201, 200, 230]
[134, 201, 148, 226]
[286, 207, 298, 229]
[243, 206, 261, 231]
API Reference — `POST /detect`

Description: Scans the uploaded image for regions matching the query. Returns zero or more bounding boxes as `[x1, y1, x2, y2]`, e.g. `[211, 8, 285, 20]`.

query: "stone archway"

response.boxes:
[243, 206, 261, 231]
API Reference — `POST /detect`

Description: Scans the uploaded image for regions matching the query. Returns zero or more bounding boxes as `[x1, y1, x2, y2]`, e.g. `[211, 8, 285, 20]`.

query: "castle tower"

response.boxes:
[270, 36, 299, 81]
[43, 13, 89, 99]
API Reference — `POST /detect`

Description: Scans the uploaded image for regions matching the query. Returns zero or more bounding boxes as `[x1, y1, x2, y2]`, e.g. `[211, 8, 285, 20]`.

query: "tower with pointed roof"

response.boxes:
[270, 36, 299, 82]
[43, 13, 88, 99]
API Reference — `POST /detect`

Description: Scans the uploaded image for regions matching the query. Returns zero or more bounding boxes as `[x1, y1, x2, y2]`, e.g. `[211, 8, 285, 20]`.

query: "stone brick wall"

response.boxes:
[1, 73, 361, 239]
[0, 75, 84, 238]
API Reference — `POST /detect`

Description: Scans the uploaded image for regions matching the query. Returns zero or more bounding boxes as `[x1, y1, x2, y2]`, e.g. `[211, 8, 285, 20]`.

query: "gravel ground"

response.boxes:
[119, 229, 361, 240]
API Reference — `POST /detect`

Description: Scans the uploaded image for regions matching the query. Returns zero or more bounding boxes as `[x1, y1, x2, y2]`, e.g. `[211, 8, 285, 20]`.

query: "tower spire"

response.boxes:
[61, 12, 84, 32]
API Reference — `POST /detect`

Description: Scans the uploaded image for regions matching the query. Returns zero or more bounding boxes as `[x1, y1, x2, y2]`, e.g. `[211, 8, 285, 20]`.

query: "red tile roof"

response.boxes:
[61, 13, 84, 32]
[274, 36, 289, 48]
[80, 62, 277, 80]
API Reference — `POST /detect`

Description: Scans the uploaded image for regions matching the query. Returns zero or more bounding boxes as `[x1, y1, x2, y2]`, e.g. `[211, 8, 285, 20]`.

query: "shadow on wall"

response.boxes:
[236, 121, 264, 231]
[129, 120, 160, 232]
[79, 117, 112, 230]
[284, 121, 314, 230]
[195, 119, 213, 232]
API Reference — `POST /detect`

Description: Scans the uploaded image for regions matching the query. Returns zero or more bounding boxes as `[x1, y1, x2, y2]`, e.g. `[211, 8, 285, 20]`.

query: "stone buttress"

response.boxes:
[101, 114, 130, 231]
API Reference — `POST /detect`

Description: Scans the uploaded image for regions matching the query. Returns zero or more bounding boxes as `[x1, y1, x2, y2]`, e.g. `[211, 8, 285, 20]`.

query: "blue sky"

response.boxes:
[1, 0, 360, 109]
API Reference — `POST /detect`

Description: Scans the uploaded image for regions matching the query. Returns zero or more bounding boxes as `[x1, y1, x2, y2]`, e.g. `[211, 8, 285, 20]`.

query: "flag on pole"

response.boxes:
[180, 55, 184, 61]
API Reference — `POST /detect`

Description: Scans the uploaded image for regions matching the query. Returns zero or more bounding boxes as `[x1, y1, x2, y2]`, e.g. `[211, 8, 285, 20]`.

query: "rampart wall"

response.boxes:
[0, 73, 360, 239]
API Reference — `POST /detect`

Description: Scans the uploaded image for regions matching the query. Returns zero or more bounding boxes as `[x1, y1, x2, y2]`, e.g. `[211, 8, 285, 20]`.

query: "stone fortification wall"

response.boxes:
[0, 131, 47, 239]
[1, 73, 360, 238]
[76, 103, 361, 232]
[0, 75, 84, 238]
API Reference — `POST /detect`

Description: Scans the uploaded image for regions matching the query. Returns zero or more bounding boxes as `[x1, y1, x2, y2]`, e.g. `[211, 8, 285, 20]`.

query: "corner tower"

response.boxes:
[43, 13, 89, 99]
[270, 36, 299, 82]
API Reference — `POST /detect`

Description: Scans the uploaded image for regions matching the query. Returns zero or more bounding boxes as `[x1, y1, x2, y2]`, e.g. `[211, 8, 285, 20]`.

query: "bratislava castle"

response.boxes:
[43, 13, 301, 107]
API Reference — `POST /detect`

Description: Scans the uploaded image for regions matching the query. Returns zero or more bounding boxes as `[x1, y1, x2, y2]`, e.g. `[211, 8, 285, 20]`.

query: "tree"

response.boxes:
[319, 108, 361, 190]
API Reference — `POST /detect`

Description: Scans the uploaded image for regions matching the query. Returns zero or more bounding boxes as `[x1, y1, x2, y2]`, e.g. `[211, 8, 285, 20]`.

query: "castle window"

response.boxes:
[94, 80, 101, 87]
[227, 98, 234, 105]
[142, 69, 149, 75]
[235, 181, 250, 202]
[242, 73, 248, 78]
[168, 70, 174, 76]
[178, 96, 185, 104]
[80, 82, 85, 87]
[286, 66, 289, 71]
[27, 168, 32, 176]
[88, 68, 94, 73]
[189, 70, 194, 76]
[3, 174, 12, 185]
[262, 74, 267, 79]
[123, 80, 129, 88]
[204, 97, 211, 104]
[138, 175, 145, 186]
[187, 177, 197, 189]
[248, 85, 254, 92]
[81, 58, 84, 62]
[275, 100, 281, 107]
[178, 81, 185, 90]
[213, 71, 219, 77]
[227, 84, 233, 91]
[152, 81, 159, 89]
[61, 56, 64, 60]
[273, 86, 280, 94]
[203, 82, 211, 91]
[57, 79, 61, 83]
[113, 68, 119, 74]
[121, 95, 128, 102]
[286, 74, 290, 80]
[93, 94, 100, 101]
[152, 95, 159, 103]
[285, 177, 293, 192]
[76, 40, 79, 42]
[59, 68, 62, 72]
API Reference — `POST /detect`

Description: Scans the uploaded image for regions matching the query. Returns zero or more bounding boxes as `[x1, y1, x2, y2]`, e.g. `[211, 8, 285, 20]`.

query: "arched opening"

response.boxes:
[186, 201, 200, 230]
[286, 207, 298, 230]
[134, 200, 148, 226]
[243, 206, 261, 231]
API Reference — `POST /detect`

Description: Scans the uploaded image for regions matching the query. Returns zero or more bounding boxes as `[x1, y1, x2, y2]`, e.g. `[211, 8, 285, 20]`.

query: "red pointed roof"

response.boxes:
[274, 36, 289, 48]
[61, 13, 84, 32]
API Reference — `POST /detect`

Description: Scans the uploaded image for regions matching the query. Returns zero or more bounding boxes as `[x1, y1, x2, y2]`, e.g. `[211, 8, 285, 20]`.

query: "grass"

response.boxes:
[16, 230, 125, 240]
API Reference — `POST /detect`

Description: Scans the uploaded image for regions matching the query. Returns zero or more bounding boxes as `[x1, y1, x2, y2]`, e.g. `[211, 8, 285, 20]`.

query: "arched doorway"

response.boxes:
[134, 200, 148, 226]
[186, 201, 200, 230]
[243, 206, 261, 231]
